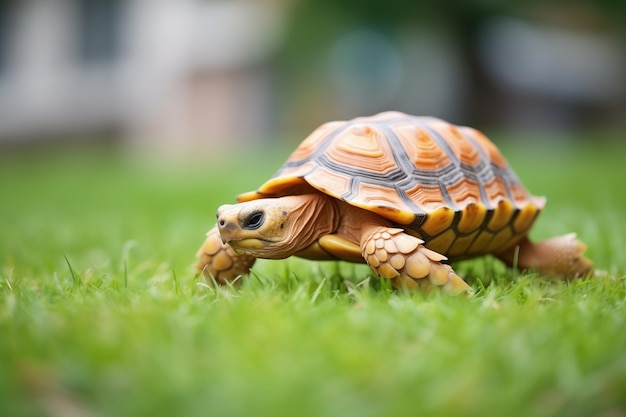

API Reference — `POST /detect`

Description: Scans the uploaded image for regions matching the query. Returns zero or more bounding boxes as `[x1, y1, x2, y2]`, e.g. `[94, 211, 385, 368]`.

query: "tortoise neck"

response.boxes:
[289, 193, 340, 252]
[334, 202, 393, 245]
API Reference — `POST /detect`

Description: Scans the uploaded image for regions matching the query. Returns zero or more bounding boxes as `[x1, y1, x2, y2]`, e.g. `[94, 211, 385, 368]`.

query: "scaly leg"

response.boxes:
[195, 225, 256, 284]
[361, 226, 473, 296]
[497, 233, 593, 278]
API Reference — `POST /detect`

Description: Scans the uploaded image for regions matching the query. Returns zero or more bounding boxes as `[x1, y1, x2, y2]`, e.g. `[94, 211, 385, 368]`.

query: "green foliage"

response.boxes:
[1, 142, 625, 417]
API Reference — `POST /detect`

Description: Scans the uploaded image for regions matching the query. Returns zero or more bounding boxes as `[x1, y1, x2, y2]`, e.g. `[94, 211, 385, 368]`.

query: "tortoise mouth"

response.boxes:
[226, 237, 294, 259]
[226, 238, 270, 254]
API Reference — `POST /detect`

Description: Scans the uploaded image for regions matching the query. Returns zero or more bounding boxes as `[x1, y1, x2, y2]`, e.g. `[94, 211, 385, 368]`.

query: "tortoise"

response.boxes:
[196, 111, 592, 295]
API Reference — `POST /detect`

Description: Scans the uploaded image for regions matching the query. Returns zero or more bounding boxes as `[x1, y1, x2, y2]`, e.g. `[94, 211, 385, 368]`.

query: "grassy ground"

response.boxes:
[1, 139, 625, 417]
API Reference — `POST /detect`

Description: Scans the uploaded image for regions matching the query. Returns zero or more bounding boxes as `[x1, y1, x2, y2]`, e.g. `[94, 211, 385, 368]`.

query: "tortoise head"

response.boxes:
[216, 194, 337, 259]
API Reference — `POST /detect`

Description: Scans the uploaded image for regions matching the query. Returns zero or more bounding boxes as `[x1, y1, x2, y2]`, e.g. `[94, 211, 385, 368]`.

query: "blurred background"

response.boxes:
[0, 0, 624, 153]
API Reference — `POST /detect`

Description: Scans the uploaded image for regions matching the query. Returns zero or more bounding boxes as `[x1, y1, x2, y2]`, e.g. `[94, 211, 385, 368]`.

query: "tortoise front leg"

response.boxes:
[196, 225, 256, 284]
[361, 226, 473, 296]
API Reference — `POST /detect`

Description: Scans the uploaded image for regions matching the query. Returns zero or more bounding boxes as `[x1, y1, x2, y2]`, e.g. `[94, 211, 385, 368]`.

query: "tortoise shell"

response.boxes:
[238, 111, 546, 260]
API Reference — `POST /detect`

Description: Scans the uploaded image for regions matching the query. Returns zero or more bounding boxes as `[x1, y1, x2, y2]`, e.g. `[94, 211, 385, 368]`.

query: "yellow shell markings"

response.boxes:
[447, 230, 483, 258]
[423, 228, 457, 255]
[416, 199, 544, 260]
[240, 162, 317, 201]
[457, 203, 487, 234]
[513, 203, 541, 234]
[419, 207, 455, 236]
[484, 227, 515, 254]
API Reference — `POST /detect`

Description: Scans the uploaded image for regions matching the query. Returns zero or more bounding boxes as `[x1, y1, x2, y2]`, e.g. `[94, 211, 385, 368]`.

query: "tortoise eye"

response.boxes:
[242, 211, 265, 230]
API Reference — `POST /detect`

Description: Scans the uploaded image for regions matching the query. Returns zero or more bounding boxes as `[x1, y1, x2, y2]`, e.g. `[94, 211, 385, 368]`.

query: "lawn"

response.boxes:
[1, 138, 625, 417]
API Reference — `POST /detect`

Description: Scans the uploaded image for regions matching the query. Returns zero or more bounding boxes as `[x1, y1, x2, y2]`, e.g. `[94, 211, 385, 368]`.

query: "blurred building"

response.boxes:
[476, 14, 626, 132]
[0, 0, 285, 150]
[0, 0, 624, 150]
[279, 1, 626, 135]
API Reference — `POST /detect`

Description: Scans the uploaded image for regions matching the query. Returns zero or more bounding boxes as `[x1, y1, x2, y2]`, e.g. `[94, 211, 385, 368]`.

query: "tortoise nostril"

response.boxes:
[218, 219, 226, 227]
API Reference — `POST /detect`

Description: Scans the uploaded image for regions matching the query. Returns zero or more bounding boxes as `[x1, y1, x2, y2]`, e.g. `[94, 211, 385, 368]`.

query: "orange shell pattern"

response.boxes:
[240, 112, 546, 259]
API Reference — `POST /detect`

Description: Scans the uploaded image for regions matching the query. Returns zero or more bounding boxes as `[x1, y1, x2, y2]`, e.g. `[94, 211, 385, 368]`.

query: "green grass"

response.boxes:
[1, 140, 625, 417]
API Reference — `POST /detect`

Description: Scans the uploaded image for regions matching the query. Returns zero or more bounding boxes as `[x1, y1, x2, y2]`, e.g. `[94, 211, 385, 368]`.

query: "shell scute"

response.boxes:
[468, 128, 508, 169]
[485, 227, 515, 254]
[394, 124, 452, 172]
[445, 178, 482, 207]
[487, 199, 515, 231]
[289, 121, 343, 161]
[513, 203, 540, 233]
[436, 123, 483, 168]
[468, 230, 495, 255]
[457, 203, 487, 234]
[305, 166, 352, 199]
[447, 230, 481, 258]
[424, 228, 457, 255]
[327, 124, 398, 174]
[420, 207, 455, 236]
[482, 177, 510, 203]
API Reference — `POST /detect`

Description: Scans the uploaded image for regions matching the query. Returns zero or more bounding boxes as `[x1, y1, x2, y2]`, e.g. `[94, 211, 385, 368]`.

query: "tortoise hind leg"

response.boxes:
[196, 225, 256, 284]
[361, 226, 473, 296]
[496, 233, 593, 279]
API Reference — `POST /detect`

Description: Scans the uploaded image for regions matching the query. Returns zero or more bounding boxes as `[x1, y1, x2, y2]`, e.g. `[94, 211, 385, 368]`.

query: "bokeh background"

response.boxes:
[1, 5, 626, 416]
[0, 0, 624, 153]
